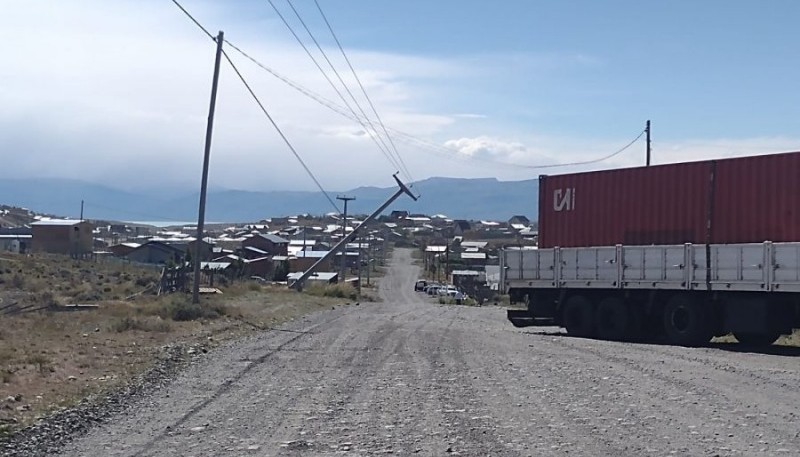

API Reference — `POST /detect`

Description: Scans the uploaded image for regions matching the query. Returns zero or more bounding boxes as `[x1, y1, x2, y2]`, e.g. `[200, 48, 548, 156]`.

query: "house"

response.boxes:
[243, 233, 289, 256]
[390, 210, 409, 220]
[287, 271, 338, 286]
[108, 242, 141, 257]
[0, 227, 32, 254]
[460, 251, 487, 267]
[127, 241, 185, 265]
[508, 215, 531, 226]
[245, 256, 274, 279]
[289, 250, 334, 273]
[452, 220, 472, 236]
[31, 220, 93, 256]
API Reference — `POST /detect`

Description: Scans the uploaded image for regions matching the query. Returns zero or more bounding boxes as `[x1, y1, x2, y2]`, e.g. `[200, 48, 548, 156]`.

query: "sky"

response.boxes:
[2, 0, 799, 193]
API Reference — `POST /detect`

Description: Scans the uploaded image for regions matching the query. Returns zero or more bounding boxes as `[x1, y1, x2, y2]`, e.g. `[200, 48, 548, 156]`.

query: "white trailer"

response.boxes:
[502, 242, 800, 346]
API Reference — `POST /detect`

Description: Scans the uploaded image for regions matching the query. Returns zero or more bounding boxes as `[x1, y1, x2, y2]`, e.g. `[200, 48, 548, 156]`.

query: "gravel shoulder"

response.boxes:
[21, 248, 800, 456]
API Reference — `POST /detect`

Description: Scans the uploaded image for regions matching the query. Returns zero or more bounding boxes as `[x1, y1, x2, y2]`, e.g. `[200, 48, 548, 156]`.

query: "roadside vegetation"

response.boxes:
[0, 252, 360, 436]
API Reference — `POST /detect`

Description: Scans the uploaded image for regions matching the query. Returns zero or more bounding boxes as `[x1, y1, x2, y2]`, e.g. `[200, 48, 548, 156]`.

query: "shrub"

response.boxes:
[110, 316, 172, 333]
[160, 298, 228, 322]
[25, 354, 52, 375]
[306, 284, 358, 300]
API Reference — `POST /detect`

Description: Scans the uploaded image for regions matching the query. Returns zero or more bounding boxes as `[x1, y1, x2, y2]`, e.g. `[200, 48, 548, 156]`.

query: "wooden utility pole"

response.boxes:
[192, 30, 224, 305]
[336, 195, 355, 283]
[357, 234, 363, 297]
[646, 120, 652, 166]
[366, 235, 371, 286]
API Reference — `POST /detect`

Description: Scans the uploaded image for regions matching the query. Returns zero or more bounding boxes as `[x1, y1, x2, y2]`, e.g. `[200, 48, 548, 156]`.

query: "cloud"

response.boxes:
[1, 1, 797, 197]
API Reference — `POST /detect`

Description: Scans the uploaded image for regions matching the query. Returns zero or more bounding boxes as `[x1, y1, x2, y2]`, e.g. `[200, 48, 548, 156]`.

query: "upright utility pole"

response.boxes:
[192, 30, 224, 305]
[365, 235, 371, 286]
[337, 195, 355, 283]
[646, 119, 652, 166]
[357, 234, 363, 298]
[80, 200, 84, 221]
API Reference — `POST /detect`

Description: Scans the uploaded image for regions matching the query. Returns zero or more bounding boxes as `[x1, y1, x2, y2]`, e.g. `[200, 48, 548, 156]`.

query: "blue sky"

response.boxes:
[1, 1, 798, 192]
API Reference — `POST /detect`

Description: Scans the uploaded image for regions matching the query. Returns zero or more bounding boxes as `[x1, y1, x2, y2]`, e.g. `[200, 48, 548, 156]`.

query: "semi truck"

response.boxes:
[503, 151, 800, 346]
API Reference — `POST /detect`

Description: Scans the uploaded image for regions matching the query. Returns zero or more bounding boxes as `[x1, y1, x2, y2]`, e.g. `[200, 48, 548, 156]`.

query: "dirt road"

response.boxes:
[55, 248, 799, 456]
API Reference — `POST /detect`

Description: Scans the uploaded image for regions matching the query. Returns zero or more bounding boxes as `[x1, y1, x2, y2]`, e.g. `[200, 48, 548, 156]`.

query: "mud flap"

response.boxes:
[507, 309, 554, 328]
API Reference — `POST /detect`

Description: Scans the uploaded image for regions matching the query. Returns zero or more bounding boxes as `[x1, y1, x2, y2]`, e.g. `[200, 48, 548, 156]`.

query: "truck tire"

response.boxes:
[663, 294, 711, 347]
[733, 332, 780, 347]
[563, 295, 595, 338]
[595, 297, 629, 341]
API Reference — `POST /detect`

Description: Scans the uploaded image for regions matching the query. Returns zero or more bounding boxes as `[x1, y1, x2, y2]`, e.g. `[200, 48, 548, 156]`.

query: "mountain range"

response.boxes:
[0, 177, 538, 223]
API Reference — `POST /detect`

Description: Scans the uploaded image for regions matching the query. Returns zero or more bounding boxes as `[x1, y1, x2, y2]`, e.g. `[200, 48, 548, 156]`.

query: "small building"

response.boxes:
[390, 210, 409, 220]
[453, 220, 472, 236]
[108, 242, 141, 258]
[243, 233, 289, 256]
[289, 250, 334, 273]
[245, 256, 274, 279]
[287, 271, 338, 286]
[0, 228, 32, 254]
[31, 220, 93, 256]
[127, 241, 184, 265]
[508, 215, 531, 226]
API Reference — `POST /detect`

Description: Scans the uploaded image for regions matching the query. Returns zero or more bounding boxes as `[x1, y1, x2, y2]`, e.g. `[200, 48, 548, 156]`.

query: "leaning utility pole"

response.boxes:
[336, 195, 356, 283]
[646, 119, 652, 166]
[192, 30, 224, 305]
[290, 174, 417, 290]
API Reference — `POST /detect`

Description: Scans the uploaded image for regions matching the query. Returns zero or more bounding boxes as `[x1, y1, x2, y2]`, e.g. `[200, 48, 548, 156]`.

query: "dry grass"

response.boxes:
[0, 255, 354, 435]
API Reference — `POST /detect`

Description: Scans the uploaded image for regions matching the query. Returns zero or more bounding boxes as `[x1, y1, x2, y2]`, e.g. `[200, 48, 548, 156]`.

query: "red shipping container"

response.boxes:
[538, 150, 800, 248]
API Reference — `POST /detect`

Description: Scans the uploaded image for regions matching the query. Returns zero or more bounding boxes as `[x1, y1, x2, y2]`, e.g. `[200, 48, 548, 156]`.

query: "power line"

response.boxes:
[221, 49, 341, 213]
[170, 0, 214, 40]
[312, 0, 414, 182]
[170, 0, 646, 174]
[221, 41, 643, 172]
[169, 0, 340, 213]
[264, 0, 403, 175]
[283, 0, 412, 182]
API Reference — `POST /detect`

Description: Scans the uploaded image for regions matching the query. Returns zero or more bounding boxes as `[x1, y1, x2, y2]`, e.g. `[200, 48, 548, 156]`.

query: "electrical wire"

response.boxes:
[171, 0, 646, 175]
[264, 0, 403, 175]
[221, 49, 341, 213]
[283, 0, 413, 182]
[170, 0, 214, 40]
[170, 0, 340, 213]
[312, 0, 414, 182]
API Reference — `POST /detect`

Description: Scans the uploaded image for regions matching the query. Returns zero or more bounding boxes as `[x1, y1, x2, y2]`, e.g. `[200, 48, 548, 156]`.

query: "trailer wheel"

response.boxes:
[733, 332, 781, 347]
[595, 297, 629, 341]
[663, 294, 711, 347]
[563, 295, 595, 338]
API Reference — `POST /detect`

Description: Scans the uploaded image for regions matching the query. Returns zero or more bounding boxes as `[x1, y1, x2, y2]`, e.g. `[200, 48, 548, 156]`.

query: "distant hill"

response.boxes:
[0, 177, 538, 223]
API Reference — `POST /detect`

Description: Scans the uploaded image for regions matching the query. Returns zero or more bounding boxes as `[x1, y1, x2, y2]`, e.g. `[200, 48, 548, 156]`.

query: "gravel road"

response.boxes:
[52, 248, 800, 456]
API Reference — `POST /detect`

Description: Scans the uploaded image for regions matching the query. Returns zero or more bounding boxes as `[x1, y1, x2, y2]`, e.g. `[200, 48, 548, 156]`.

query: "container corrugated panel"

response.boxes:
[712, 153, 800, 243]
[538, 150, 800, 248]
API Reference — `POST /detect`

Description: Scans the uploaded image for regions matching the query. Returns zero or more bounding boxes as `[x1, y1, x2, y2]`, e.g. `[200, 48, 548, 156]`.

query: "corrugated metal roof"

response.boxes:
[200, 262, 231, 270]
[461, 252, 487, 260]
[425, 246, 447, 252]
[258, 234, 289, 244]
[287, 271, 338, 281]
[461, 241, 488, 248]
[31, 219, 85, 226]
[451, 270, 481, 276]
